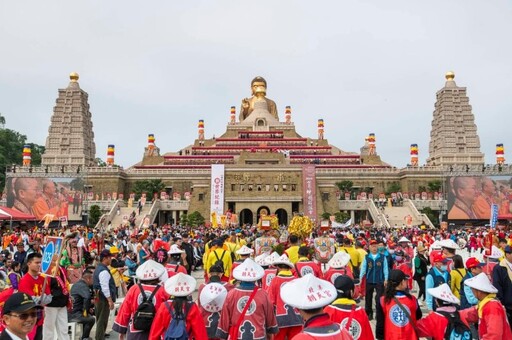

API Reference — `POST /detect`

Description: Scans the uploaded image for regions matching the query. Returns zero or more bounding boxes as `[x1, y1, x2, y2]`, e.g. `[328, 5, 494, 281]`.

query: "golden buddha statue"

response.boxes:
[239, 76, 279, 121]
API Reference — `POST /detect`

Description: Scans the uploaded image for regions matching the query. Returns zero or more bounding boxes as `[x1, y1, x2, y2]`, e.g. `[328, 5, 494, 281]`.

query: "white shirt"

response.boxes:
[99, 270, 112, 298]
[5, 328, 28, 340]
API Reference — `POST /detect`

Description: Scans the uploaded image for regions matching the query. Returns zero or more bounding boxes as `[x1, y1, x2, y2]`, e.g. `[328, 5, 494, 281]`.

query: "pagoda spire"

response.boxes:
[41, 72, 97, 169]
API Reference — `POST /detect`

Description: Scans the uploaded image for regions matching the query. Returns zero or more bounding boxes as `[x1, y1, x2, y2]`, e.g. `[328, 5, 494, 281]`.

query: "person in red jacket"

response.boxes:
[416, 283, 469, 340]
[324, 252, 353, 284]
[229, 245, 254, 282]
[113, 260, 169, 340]
[325, 275, 374, 340]
[216, 258, 278, 340]
[281, 273, 352, 340]
[459, 272, 512, 340]
[295, 246, 323, 279]
[198, 282, 228, 340]
[257, 252, 277, 291]
[148, 273, 207, 340]
[267, 254, 302, 340]
[376, 269, 422, 340]
[393, 250, 413, 290]
[17, 253, 51, 340]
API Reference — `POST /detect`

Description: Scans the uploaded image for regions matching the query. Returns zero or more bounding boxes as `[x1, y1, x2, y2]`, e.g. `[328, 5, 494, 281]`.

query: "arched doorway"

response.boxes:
[257, 206, 271, 222]
[275, 209, 288, 226]
[239, 209, 253, 226]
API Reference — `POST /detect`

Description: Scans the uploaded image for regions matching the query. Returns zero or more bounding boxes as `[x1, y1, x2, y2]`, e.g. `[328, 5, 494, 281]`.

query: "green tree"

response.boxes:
[420, 207, 439, 226]
[427, 180, 442, 192]
[321, 212, 331, 220]
[70, 177, 85, 191]
[385, 182, 401, 195]
[0, 114, 44, 190]
[179, 213, 188, 226]
[133, 179, 166, 199]
[88, 204, 102, 227]
[334, 211, 350, 223]
[187, 211, 205, 227]
[418, 185, 427, 193]
[336, 180, 353, 193]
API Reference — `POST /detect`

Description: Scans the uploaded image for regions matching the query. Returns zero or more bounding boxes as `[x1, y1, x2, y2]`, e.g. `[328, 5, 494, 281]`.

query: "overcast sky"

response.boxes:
[1, 1, 511, 168]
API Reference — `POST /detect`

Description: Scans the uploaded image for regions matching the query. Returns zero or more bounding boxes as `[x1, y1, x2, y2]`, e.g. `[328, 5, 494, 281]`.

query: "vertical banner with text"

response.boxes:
[302, 164, 317, 220]
[210, 164, 225, 225]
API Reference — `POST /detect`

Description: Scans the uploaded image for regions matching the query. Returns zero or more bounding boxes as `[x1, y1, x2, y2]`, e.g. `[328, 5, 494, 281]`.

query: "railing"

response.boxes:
[94, 200, 123, 230]
[338, 200, 370, 210]
[404, 199, 436, 229]
[367, 199, 391, 228]
[159, 200, 191, 210]
[409, 200, 446, 210]
[127, 168, 211, 175]
[138, 200, 160, 228]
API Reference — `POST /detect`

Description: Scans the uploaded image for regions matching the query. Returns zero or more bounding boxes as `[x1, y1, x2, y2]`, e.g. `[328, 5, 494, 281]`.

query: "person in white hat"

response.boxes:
[460, 272, 512, 339]
[266, 254, 302, 340]
[216, 258, 278, 340]
[149, 273, 207, 340]
[280, 273, 352, 340]
[258, 252, 277, 291]
[439, 238, 458, 270]
[165, 244, 188, 279]
[324, 275, 373, 340]
[197, 282, 228, 339]
[324, 252, 353, 284]
[416, 284, 471, 340]
[113, 260, 169, 340]
[229, 245, 254, 282]
[482, 245, 502, 279]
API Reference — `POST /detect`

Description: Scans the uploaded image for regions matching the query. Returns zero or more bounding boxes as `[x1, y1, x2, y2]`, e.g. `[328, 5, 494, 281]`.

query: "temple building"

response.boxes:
[41, 73, 96, 169]
[4, 72, 510, 228]
[427, 72, 485, 166]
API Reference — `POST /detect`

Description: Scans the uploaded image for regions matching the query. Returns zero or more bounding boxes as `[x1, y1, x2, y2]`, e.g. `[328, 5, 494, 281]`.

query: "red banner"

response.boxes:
[302, 165, 317, 220]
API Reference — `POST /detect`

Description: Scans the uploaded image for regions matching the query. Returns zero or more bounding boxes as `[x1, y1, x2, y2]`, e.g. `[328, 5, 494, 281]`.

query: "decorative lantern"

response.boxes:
[368, 133, 376, 155]
[230, 106, 236, 124]
[496, 143, 505, 164]
[318, 119, 324, 140]
[285, 106, 291, 124]
[198, 120, 204, 140]
[410, 144, 419, 166]
[106, 144, 115, 166]
[22, 144, 31, 166]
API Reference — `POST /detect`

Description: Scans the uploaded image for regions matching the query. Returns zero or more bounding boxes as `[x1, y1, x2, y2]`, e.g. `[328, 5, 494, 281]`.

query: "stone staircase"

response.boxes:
[106, 205, 150, 229]
[384, 205, 422, 228]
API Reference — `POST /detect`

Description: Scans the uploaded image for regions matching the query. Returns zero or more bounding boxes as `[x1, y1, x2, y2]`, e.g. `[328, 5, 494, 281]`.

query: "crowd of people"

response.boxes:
[0, 222, 510, 340]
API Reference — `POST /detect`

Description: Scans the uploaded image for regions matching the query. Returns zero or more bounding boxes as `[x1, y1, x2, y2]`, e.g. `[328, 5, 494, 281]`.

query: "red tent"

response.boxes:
[0, 207, 37, 221]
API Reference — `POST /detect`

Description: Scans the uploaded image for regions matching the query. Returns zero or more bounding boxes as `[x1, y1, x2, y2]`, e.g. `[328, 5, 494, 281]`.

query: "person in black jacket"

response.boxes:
[43, 267, 71, 340]
[0, 293, 42, 340]
[69, 270, 96, 340]
[492, 245, 512, 329]
[180, 234, 195, 275]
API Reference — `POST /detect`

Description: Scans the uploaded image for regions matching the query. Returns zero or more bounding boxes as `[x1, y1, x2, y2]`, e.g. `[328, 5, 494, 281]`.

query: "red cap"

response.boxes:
[432, 253, 449, 263]
[465, 257, 485, 269]
[369, 239, 378, 245]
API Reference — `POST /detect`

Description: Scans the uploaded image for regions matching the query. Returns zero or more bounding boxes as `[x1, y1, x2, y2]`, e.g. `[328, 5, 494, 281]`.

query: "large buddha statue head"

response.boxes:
[251, 76, 267, 98]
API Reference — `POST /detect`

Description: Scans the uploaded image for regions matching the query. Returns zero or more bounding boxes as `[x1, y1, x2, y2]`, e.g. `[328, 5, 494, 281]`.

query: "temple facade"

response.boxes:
[5, 73, 511, 227]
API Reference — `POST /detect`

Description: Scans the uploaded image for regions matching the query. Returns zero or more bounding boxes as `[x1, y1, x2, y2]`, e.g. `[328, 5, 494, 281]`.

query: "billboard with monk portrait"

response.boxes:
[447, 175, 512, 221]
[4, 176, 85, 222]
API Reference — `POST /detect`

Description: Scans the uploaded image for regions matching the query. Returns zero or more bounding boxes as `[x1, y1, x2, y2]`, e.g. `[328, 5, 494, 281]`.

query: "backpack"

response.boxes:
[438, 310, 472, 340]
[164, 301, 191, 340]
[213, 250, 226, 273]
[132, 284, 161, 331]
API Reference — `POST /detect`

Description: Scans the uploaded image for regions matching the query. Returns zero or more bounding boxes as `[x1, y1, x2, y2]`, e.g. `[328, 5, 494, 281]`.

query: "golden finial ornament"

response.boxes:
[69, 72, 79, 82]
[445, 71, 455, 81]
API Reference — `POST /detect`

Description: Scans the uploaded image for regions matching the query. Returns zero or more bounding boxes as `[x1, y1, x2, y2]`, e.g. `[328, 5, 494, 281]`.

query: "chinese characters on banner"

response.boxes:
[210, 164, 225, 224]
[302, 164, 317, 219]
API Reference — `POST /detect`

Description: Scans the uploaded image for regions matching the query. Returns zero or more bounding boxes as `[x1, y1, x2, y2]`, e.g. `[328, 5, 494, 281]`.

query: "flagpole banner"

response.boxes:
[490, 204, 499, 228]
[210, 164, 225, 224]
[302, 164, 317, 220]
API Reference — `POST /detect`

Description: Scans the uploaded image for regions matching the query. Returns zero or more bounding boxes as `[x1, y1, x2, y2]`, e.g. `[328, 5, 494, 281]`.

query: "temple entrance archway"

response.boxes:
[257, 206, 271, 222]
[239, 209, 253, 226]
[275, 208, 288, 226]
